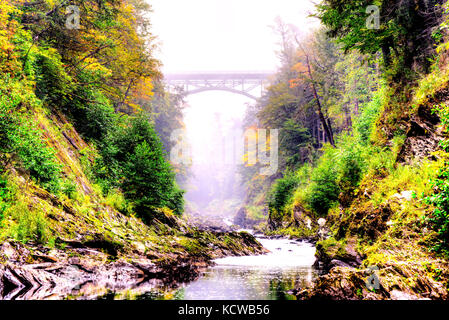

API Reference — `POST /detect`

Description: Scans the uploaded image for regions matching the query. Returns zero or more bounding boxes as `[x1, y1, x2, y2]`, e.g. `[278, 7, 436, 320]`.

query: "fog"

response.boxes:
[149, 0, 319, 223]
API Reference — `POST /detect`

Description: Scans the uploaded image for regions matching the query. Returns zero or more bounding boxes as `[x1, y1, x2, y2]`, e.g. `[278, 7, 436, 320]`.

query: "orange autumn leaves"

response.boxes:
[0, 1, 23, 75]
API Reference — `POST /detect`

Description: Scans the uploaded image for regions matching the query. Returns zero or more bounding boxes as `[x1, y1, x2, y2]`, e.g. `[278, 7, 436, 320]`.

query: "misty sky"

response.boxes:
[150, 0, 319, 73]
[148, 0, 320, 209]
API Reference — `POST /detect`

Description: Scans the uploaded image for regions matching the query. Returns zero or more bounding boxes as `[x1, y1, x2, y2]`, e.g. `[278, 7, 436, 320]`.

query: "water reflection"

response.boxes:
[171, 239, 317, 300]
[174, 265, 315, 300]
[99, 238, 317, 300]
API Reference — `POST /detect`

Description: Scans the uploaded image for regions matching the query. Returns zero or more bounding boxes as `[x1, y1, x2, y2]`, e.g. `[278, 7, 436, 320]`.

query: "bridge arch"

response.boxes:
[186, 87, 258, 100]
[164, 72, 272, 101]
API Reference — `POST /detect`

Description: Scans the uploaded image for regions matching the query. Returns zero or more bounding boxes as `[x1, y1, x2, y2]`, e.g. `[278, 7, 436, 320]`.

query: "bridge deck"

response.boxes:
[165, 72, 272, 81]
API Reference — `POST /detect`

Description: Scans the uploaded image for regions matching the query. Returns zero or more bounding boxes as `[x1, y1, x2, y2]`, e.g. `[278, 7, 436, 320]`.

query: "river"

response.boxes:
[167, 235, 318, 300]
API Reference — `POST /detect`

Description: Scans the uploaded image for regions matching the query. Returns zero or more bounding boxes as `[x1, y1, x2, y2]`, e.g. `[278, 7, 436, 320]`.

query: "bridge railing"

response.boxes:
[164, 71, 274, 81]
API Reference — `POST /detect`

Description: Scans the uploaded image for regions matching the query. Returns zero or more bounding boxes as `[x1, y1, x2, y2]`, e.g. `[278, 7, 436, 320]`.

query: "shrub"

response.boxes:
[62, 179, 78, 200]
[306, 147, 340, 216]
[426, 103, 449, 252]
[268, 171, 300, 215]
[336, 136, 365, 192]
[11, 118, 62, 193]
[105, 190, 132, 215]
[354, 87, 385, 143]
[33, 49, 72, 107]
[68, 86, 118, 142]
[0, 76, 62, 193]
[96, 114, 184, 218]
[9, 201, 50, 244]
[0, 174, 11, 224]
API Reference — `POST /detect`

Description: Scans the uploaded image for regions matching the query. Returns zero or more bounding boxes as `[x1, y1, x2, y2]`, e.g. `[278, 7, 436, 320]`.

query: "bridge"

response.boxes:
[164, 71, 273, 100]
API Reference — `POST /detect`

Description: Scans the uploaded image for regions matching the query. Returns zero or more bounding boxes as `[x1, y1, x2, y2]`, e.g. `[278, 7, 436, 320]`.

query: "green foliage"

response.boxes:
[280, 119, 312, 168]
[242, 25, 380, 216]
[262, 80, 390, 222]
[354, 88, 385, 142]
[268, 171, 300, 215]
[11, 118, 62, 193]
[335, 137, 365, 192]
[306, 147, 340, 216]
[64, 72, 118, 143]
[426, 103, 449, 252]
[33, 48, 72, 106]
[0, 0, 187, 242]
[0, 76, 62, 193]
[0, 174, 12, 224]
[96, 114, 184, 218]
[62, 179, 78, 200]
[315, 0, 444, 78]
[9, 201, 51, 245]
[298, 86, 387, 215]
[105, 190, 132, 215]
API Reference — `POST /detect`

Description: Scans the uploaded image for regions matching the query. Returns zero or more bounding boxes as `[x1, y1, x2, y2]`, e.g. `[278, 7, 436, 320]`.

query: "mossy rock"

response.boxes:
[315, 237, 363, 272]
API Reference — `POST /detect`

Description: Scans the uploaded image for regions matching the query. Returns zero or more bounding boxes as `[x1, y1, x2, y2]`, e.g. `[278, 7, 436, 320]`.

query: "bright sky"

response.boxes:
[148, 0, 320, 184]
[150, 0, 319, 73]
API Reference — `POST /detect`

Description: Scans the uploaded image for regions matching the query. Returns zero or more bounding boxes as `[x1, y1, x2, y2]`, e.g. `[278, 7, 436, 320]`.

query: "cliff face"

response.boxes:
[0, 104, 265, 300]
[298, 64, 449, 300]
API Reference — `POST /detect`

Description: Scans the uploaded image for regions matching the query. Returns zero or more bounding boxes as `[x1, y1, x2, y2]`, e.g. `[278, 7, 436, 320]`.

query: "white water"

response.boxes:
[174, 237, 317, 300]
[214, 238, 316, 268]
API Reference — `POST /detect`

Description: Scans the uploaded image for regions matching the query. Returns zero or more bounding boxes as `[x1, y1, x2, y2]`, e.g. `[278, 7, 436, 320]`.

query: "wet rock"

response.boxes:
[301, 258, 449, 301]
[314, 238, 363, 272]
[0, 243, 18, 261]
[297, 267, 388, 300]
[390, 290, 421, 300]
[234, 207, 263, 229]
[0, 223, 267, 300]
[330, 259, 352, 268]
[397, 104, 444, 165]
[393, 190, 414, 202]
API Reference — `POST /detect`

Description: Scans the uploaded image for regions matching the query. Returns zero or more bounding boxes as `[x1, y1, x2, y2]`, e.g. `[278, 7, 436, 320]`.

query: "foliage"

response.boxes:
[105, 189, 132, 215]
[241, 24, 379, 217]
[0, 76, 62, 193]
[96, 114, 184, 217]
[267, 171, 300, 215]
[306, 147, 340, 216]
[354, 88, 385, 142]
[0, 174, 12, 224]
[8, 201, 51, 245]
[62, 179, 78, 200]
[426, 103, 449, 252]
[0, 0, 186, 232]
[33, 48, 72, 107]
[280, 119, 312, 168]
[315, 0, 445, 79]
[67, 82, 118, 143]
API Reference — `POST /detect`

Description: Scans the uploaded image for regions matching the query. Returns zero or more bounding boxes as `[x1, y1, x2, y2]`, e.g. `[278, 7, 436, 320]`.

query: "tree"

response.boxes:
[97, 114, 184, 216]
[315, 0, 445, 78]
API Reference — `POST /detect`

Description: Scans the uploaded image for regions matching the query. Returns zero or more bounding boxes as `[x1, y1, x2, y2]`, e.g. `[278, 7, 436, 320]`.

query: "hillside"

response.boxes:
[248, 0, 449, 300]
[0, 0, 264, 299]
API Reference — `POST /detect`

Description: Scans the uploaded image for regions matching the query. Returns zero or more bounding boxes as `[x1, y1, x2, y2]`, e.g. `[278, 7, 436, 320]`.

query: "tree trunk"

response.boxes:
[305, 55, 335, 147]
[354, 98, 359, 117]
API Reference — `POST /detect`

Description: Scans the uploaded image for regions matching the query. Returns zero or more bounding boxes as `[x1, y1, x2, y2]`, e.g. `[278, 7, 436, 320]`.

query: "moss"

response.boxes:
[317, 237, 348, 259]
[265, 226, 316, 239]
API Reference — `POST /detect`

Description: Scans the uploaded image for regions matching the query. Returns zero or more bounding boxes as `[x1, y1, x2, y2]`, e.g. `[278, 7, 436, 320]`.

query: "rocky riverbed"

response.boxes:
[0, 230, 266, 300]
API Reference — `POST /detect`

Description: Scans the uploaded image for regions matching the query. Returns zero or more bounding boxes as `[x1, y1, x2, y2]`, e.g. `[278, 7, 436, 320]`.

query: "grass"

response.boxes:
[7, 200, 52, 245]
